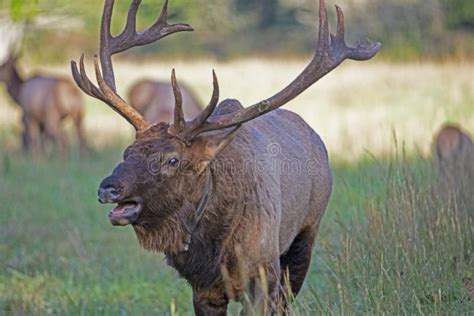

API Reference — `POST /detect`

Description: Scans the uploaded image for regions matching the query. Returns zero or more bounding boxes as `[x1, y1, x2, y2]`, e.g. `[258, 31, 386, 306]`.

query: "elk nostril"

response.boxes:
[98, 184, 123, 203]
[107, 186, 122, 196]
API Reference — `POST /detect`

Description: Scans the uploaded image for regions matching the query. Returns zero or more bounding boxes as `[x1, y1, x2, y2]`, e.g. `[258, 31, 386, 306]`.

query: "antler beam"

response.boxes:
[172, 0, 381, 141]
[71, 0, 193, 132]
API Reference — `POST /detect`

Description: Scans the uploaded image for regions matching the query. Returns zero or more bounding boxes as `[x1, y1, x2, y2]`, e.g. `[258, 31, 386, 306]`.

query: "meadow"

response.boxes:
[0, 60, 473, 314]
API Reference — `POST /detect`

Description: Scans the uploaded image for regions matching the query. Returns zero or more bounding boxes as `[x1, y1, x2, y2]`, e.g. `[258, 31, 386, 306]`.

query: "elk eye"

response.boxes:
[167, 157, 179, 166]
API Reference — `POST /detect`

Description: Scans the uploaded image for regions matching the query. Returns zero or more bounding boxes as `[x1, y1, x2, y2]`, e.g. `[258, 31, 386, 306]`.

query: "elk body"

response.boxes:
[0, 55, 86, 155]
[128, 79, 202, 123]
[71, 0, 380, 314]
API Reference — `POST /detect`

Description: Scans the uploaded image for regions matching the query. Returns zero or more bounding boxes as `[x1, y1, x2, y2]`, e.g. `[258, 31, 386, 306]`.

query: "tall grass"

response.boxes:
[0, 148, 472, 314]
[300, 152, 474, 314]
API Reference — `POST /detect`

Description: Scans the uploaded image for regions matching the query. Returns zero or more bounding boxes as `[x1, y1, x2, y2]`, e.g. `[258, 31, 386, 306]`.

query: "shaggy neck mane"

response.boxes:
[133, 212, 192, 254]
[132, 168, 214, 255]
[132, 154, 246, 256]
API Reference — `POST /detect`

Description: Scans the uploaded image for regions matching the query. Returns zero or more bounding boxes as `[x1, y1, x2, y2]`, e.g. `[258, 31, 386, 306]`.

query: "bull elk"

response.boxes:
[71, 0, 380, 313]
[128, 79, 203, 124]
[0, 54, 86, 155]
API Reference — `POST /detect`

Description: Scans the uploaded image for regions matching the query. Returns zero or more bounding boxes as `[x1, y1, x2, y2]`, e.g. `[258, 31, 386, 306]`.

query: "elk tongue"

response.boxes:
[112, 202, 137, 215]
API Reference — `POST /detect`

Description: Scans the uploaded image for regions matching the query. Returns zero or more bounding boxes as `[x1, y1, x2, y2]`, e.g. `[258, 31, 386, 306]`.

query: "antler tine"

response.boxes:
[93, 55, 150, 131]
[157, 0, 169, 25]
[335, 5, 344, 41]
[71, 55, 106, 101]
[111, 0, 193, 54]
[99, 0, 117, 90]
[121, 0, 141, 42]
[100, 0, 193, 90]
[71, 60, 90, 96]
[330, 5, 379, 61]
[171, 69, 185, 133]
[71, 0, 192, 133]
[182, 70, 220, 138]
[315, 0, 329, 60]
[176, 0, 381, 140]
[79, 54, 107, 100]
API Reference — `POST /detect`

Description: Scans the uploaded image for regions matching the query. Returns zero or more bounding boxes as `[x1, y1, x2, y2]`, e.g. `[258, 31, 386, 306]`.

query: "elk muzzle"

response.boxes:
[98, 176, 142, 226]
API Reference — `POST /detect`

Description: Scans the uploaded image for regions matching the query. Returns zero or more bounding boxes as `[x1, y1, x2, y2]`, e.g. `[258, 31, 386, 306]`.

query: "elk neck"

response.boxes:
[182, 167, 213, 251]
[161, 168, 217, 288]
[164, 163, 243, 289]
[5, 65, 24, 106]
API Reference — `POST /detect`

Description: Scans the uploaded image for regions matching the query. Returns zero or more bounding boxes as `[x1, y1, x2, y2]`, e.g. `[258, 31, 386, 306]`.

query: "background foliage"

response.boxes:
[1, 0, 473, 62]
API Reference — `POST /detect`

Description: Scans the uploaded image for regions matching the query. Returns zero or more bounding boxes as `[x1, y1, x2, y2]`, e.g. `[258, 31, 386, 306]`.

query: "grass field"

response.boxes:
[0, 60, 473, 314]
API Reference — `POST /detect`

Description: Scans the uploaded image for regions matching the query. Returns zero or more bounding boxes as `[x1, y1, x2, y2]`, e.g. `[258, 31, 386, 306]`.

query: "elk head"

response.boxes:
[0, 54, 17, 82]
[71, 0, 380, 253]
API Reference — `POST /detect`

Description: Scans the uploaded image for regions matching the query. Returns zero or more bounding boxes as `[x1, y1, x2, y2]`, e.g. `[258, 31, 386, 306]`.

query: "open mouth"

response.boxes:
[108, 200, 142, 226]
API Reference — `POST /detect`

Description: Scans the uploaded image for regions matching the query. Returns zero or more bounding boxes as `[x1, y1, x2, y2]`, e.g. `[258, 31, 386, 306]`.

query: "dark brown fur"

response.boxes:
[0, 55, 86, 155]
[128, 79, 203, 124]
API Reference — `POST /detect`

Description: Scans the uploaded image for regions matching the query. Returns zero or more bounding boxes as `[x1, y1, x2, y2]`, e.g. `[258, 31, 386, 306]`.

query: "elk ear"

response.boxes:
[191, 127, 239, 174]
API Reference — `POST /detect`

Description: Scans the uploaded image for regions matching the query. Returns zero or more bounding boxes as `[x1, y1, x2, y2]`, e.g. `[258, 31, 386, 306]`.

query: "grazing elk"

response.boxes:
[434, 124, 473, 195]
[435, 124, 472, 165]
[0, 54, 86, 155]
[71, 0, 380, 314]
[128, 79, 203, 124]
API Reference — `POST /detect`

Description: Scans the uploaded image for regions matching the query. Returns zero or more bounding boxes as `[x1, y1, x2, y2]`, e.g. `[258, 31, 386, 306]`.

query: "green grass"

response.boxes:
[0, 149, 193, 314]
[300, 154, 474, 315]
[1, 148, 472, 315]
[0, 60, 473, 314]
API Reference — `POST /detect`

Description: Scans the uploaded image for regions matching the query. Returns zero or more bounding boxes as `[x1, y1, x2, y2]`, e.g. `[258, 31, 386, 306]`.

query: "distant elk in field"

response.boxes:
[434, 124, 473, 172]
[434, 124, 473, 198]
[71, 0, 380, 314]
[0, 54, 86, 155]
[128, 79, 202, 124]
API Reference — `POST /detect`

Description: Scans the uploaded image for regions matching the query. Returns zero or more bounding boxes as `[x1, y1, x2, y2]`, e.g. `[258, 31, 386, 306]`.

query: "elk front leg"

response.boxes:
[45, 113, 68, 158]
[192, 291, 228, 316]
[23, 115, 42, 157]
[73, 110, 88, 155]
[242, 261, 282, 315]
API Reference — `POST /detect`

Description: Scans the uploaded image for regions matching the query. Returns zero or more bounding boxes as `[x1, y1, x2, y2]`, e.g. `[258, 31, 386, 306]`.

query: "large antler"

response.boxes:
[171, 0, 381, 142]
[71, 0, 193, 132]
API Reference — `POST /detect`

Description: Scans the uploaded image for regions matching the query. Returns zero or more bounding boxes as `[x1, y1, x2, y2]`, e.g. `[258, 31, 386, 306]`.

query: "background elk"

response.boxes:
[128, 79, 203, 123]
[0, 53, 86, 155]
[435, 124, 472, 164]
[434, 123, 473, 198]
[71, 0, 380, 314]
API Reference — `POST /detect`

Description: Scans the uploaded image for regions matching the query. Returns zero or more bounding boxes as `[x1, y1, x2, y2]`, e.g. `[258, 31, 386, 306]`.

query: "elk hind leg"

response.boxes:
[73, 110, 88, 155]
[279, 227, 316, 309]
[44, 114, 68, 158]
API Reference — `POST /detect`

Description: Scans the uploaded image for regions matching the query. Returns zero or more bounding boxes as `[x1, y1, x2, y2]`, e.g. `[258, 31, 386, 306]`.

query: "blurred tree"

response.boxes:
[9, 0, 39, 21]
[0, 0, 472, 62]
[445, 0, 474, 30]
[260, 0, 277, 29]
